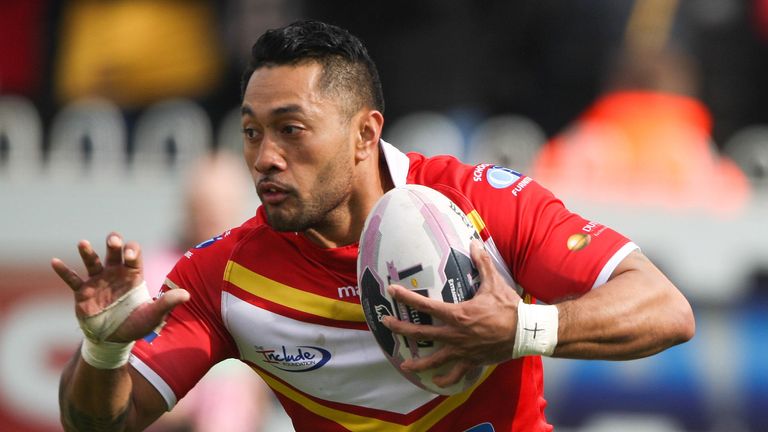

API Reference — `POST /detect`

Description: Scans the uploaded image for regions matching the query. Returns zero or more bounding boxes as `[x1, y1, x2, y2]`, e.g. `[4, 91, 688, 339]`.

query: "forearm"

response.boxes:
[552, 252, 695, 360]
[59, 348, 135, 432]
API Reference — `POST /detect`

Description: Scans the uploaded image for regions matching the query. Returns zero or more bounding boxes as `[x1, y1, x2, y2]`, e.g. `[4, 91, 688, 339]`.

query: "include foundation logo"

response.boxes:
[255, 345, 332, 372]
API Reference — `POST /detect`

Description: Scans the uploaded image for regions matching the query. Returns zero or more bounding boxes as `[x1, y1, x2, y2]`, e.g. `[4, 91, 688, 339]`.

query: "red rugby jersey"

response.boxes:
[130, 141, 635, 431]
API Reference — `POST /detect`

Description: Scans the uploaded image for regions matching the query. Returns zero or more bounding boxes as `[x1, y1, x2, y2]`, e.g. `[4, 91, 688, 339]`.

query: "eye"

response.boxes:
[242, 127, 259, 140]
[280, 125, 303, 135]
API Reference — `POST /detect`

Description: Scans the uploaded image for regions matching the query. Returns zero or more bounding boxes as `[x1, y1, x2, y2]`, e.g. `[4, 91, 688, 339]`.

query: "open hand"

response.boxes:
[382, 240, 521, 388]
[51, 232, 189, 343]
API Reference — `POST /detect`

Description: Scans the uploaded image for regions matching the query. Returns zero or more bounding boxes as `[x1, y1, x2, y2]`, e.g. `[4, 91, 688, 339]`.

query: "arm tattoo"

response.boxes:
[65, 403, 130, 432]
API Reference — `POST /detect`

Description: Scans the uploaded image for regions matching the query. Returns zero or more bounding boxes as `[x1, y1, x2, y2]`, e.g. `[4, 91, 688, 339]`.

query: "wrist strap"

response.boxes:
[78, 281, 151, 343]
[513, 300, 559, 358]
[81, 339, 135, 369]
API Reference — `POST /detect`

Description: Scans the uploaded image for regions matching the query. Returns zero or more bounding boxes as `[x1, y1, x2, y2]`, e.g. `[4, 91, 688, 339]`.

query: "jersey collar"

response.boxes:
[380, 139, 410, 187]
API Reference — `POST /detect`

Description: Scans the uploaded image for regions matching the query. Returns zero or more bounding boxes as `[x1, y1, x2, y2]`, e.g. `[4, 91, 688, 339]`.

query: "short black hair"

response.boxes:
[241, 20, 385, 116]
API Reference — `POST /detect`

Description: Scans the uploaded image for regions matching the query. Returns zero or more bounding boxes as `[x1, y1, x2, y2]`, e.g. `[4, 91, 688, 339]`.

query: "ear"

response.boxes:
[354, 110, 384, 162]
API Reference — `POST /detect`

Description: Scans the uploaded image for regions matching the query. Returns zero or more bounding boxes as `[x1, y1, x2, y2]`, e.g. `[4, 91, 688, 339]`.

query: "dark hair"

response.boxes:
[241, 20, 385, 115]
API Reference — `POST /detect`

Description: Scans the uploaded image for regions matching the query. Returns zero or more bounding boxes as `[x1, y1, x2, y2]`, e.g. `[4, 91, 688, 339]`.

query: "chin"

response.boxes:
[264, 209, 310, 232]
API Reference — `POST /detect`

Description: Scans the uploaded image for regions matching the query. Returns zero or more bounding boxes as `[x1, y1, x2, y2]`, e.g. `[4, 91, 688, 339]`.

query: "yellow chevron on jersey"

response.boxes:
[224, 260, 367, 323]
[251, 364, 497, 431]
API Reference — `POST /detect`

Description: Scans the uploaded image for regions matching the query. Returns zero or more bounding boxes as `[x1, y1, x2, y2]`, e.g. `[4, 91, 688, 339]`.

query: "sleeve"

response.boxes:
[129, 230, 241, 410]
[466, 164, 637, 304]
[411, 157, 637, 305]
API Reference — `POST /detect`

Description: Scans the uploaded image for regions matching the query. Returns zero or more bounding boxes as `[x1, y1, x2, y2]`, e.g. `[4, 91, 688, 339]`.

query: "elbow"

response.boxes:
[666, 290, 696, 347]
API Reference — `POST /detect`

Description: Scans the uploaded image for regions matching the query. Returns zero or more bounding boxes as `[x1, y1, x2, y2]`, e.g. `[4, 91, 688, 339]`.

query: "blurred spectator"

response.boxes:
[143, 150, 271, 432]
[531, 43, 750, 213]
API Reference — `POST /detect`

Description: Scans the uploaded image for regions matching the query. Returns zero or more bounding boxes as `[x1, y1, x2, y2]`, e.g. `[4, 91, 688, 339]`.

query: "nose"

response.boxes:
[253, 134, 287, 174]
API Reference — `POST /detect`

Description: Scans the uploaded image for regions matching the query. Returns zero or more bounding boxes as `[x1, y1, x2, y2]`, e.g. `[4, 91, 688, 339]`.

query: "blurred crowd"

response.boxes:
[2, 1, 768, 432]
[2, 0, 768, 214]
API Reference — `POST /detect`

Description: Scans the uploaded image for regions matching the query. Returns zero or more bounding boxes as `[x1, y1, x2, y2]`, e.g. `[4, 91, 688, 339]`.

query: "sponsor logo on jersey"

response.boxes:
[255, 345, 332, 372]
[566, 233, 591, 251]
[337, 285, 359, 299]
[581, 220, 608, 237]
[192, 230, 231, 249]
[511, 176, 532, 196]
[194, 234, 223, 249]
[486, 166, 522, 189]
[472, 163, 492, 182]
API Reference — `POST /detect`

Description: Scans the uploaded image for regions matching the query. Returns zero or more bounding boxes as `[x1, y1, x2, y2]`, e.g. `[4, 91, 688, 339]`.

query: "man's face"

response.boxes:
[241, 62, 357, 232]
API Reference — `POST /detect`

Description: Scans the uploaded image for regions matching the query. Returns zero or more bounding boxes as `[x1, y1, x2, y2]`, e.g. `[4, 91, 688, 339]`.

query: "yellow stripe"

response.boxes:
[224, 261, 366, 323]
[251, 365, 497, 431]
[466, 209, 486, 234]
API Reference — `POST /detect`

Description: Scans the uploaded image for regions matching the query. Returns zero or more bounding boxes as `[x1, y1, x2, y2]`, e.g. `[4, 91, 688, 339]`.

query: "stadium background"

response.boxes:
[1, 1, 767, 431]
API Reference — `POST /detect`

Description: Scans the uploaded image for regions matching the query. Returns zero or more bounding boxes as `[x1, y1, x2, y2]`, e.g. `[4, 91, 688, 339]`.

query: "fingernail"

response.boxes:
[109, 235, 120, 246]
[125, 249, 135, 260]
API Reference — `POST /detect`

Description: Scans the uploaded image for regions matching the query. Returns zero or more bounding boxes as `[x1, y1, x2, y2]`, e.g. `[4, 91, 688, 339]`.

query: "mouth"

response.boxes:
[257, 180, 292, 205]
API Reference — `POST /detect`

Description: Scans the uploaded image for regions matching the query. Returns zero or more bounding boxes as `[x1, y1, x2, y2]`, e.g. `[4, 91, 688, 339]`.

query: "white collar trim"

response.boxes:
[380, 139, 410, 187]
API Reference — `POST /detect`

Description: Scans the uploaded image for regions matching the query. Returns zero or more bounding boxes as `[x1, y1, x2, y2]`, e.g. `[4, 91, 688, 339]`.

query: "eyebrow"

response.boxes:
[240, 104, 304, 117]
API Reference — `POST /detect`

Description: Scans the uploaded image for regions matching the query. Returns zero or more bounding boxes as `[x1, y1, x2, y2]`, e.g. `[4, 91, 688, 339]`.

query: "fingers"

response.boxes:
[51, 258, 83, 291]
[387, 284, 454, 323]
[383, 314, 449, 345]
[155, 289, 191, 315]
[109, 289, 191, 343]
[77, 240, 104, 276]
[433, 361, 474, 388]
[104, 233, 124, 266]
[124, 241, 142, 271]
[401, 346, 456, 372]
[469, 240, 494, 285]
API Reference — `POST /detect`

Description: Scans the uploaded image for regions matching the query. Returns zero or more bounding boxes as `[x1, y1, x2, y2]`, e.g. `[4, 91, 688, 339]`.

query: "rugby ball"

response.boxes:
[357, 184, 487, 395]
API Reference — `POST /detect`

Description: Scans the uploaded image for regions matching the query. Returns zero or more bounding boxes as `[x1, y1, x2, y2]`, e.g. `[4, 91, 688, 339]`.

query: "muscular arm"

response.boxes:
[53, 233, 189, 431]
[59, 353, 166, 432]
[384, 244, 695, 386]
[554, 250, 695, 359]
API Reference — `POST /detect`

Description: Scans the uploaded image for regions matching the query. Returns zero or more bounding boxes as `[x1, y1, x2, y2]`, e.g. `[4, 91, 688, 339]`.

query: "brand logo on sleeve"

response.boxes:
[473, 163, 492, 182]
[485, 166, 522, 189]
[566, 233, 591, 251]
[511, 176, 532, 196]
[193, 230, 231, 249]
[255, 345, 332, 372]
[194, 235, 223, 249]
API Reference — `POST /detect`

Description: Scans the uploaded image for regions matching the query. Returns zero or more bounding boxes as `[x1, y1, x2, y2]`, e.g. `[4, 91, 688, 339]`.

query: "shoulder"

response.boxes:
[406, 154, 546, 206]
[405, 153, 475, 186]
[163, 213, 267, 289]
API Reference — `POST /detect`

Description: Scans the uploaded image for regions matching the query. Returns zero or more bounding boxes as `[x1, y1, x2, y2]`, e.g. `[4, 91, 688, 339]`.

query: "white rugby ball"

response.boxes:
[357, 184, 487, 395]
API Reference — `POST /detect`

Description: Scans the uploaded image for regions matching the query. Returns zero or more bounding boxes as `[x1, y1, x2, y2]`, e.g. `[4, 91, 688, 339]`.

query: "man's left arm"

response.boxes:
[384, 242, 695, 387]
[553, 249, 694, 359]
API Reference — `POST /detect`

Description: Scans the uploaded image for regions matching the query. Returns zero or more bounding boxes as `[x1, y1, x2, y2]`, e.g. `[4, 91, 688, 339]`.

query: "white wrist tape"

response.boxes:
[78, 281, 151, 343]
[512, 300, 559, 358]
[81, 339, 135, 369]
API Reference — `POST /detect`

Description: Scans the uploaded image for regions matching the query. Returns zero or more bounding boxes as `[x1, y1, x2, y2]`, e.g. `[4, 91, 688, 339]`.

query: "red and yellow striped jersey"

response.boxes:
[131, 141, 634, 431]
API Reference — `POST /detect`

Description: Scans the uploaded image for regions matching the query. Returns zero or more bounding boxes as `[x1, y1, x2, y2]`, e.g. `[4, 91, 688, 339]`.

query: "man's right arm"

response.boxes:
[59, 353, 166, 432]
[53, 233, 189, 432]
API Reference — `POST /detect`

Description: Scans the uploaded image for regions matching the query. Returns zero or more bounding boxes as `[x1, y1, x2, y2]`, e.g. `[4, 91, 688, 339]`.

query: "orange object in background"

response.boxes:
[54, 1, 223, 109]
[532, 90, 751, 214]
